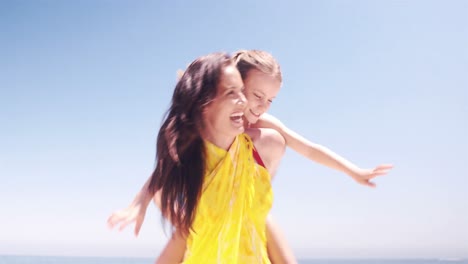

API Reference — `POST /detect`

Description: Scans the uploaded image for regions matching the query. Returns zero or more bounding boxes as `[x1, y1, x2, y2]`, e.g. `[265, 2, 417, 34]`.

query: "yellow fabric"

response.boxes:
[182, 133, 273, 264]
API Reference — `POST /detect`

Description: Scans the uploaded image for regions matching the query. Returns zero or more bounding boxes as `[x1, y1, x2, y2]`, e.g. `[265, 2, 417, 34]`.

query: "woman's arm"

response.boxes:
[253, 113, 392, 186]
[266, 214, 297, 264]
[110, 128, 297, 263]
[155, 231, 186, 264]
[153, 215, 298, 264]
[247, 128, 297, 263]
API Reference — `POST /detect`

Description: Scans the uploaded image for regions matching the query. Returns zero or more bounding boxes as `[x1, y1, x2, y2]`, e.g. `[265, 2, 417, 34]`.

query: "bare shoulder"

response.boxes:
[245, 128, 286, 174]
[251, 113, 284, 130]
[261, 128, 285, 146]
[246, 128, 285, 149]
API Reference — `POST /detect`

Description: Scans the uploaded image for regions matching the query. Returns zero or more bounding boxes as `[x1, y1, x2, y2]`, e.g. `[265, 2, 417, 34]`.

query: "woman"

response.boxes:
[108, 50, 392, 263]
[120, 51, 283, 263]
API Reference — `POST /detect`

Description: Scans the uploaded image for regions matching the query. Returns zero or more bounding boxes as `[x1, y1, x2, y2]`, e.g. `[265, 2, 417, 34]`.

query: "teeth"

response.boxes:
[231, 113, 243, 117]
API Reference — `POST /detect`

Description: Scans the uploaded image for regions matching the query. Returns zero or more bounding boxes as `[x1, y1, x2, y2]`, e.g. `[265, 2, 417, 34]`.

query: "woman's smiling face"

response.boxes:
[242, 69, 282, 124]
[202, 65, 247, 147]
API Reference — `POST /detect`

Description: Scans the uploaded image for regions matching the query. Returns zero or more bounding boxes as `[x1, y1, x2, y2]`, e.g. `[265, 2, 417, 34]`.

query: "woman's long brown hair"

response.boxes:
[148, 52, 234, 235]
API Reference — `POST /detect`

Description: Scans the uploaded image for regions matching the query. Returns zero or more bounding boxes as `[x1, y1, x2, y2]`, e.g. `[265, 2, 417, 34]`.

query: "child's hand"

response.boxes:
[351, 164, 393, 187]
[107, 199, 148, 236]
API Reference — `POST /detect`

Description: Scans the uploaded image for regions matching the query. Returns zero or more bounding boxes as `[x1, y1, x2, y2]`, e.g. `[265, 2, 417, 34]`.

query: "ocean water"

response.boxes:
[0, 256, 467, 264]
[0, 256, 151, 264]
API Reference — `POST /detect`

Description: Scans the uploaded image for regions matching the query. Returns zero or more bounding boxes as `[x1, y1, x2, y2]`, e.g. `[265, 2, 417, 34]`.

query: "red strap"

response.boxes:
[252, 147, 265, 168]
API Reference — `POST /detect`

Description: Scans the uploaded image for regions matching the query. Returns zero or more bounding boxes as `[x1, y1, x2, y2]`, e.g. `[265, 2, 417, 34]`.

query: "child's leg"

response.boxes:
[266, 214, 298, 264]
[155, 231, 186, 264]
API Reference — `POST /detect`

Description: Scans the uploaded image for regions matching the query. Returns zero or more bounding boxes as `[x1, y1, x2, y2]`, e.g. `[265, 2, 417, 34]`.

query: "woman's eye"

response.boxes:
[254, 94, 262, 99]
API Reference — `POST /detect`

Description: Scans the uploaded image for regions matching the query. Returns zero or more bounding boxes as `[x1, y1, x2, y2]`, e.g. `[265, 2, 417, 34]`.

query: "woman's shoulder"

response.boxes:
[245, 127, 284, 144]
[245, 128, 286, 174]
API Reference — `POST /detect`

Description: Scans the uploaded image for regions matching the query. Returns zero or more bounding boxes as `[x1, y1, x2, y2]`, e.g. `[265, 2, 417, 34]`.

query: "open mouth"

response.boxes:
[230, 112, 244, 125]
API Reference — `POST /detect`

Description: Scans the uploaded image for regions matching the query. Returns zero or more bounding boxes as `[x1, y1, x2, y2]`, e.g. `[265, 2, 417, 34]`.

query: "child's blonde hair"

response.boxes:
[232, 50, 282, 82]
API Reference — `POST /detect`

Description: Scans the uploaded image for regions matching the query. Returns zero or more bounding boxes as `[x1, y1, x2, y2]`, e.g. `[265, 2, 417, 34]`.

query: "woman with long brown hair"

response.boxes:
[114, 51, 284, 262]
[109, 50, 392, 263]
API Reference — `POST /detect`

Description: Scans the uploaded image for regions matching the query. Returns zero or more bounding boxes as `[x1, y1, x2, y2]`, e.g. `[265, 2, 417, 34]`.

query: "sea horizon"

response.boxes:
[0, 255, 467, 264]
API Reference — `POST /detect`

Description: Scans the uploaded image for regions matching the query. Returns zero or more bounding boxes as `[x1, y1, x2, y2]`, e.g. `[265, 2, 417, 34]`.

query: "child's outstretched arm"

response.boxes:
[253, 113, 393, 187]
[107, 177, 155, 236]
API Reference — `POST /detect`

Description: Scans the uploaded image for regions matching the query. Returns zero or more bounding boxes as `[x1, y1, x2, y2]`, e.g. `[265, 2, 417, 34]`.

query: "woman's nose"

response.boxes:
[238, 92, 247, 106]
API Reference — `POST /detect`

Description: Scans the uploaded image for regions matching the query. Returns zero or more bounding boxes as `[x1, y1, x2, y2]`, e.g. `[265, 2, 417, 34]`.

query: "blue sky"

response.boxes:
[0, 0, 467, 260]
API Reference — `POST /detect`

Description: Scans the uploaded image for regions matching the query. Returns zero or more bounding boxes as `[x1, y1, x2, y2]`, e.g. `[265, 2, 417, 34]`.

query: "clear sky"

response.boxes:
[1, 0, 467, 260]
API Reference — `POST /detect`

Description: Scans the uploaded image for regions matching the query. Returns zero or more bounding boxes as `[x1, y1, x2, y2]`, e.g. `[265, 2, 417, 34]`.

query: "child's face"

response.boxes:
[242, 70, 281, 124]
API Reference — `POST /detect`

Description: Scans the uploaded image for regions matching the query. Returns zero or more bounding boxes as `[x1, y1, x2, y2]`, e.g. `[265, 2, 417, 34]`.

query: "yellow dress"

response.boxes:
[182, 133, 273, 264]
